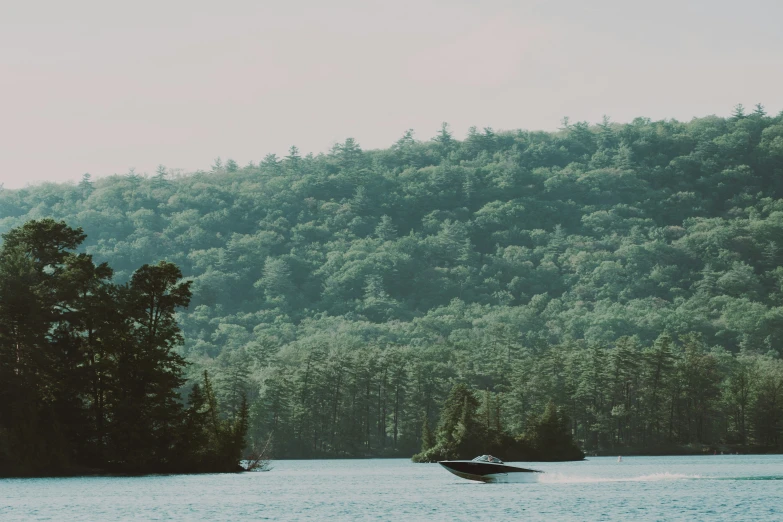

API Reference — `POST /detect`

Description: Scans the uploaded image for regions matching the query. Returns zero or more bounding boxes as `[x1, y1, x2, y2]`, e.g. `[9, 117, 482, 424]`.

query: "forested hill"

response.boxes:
[3, 108, 783, 353]
[2, 107, 783, 456]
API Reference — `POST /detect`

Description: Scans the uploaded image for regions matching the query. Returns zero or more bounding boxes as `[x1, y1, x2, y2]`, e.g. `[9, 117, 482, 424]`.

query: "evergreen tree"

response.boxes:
[375, 215, 397, 241]
[420, 412, 435, 452]
[521, 401, 584, 461]
[433, 122, 454, 155]
[256, 257, 293, 304]
[152, 165, 169, 189]
[412, 383, 484, 461]
[79, 173, 94, 197]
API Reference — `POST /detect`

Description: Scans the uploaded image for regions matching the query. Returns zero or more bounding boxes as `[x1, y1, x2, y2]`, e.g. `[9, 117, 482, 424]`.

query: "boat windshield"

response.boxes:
[472, 455, 503, 464]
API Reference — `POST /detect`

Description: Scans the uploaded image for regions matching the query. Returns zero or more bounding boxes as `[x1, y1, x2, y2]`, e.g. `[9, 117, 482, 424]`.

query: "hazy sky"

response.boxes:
[1, 0, 782, 189]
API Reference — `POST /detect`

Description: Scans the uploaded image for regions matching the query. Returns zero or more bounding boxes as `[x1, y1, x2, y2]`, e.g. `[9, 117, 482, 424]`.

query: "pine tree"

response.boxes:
[261, 153, 282, 174]
[286, 145, 301, 164]
[597, 115, 616, 149]
[614, 141, 634, 169]
[433, 122, 454, 155]
[642, 333, 675, 445]
[112, 261, 192, 470]
[463, 171, 475, 203]
[257, 257, 293, 303]
[79, 173, 94, 197]
[420, 412, 435, 452]
[522, 401, 584, 461]
[412, 383, 483, 461]
[152, 165, 169, 189]
[763, 241, 779, 269]
[375, 215, 397, 241]
[216, 348, 251, 421]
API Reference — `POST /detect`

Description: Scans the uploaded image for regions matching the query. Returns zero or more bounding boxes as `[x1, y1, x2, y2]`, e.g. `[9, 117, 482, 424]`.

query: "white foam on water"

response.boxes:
[537, 472, 703, 484]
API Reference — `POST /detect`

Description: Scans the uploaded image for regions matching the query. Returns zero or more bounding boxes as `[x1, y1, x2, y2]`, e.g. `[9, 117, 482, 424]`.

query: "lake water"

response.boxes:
[2, 456, 783, 521]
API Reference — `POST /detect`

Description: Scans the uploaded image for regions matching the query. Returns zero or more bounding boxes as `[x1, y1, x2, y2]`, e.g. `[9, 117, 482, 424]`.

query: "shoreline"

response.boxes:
[4, 449, 783, 478]
[587, 444, 783, 458]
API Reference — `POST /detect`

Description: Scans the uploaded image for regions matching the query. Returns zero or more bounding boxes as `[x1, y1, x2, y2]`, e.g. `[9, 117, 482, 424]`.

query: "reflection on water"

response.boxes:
[2, 456, 783, 521]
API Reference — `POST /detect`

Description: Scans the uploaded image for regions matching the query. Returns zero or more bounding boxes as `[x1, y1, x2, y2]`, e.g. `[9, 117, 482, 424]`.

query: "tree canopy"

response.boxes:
[0, 220, 247, 476]
[3, 109, 783, 459]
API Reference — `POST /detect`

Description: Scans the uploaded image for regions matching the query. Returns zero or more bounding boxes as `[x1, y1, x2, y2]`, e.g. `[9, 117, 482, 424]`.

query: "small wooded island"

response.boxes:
[3, 110, 783, 475]
[412, 384, 583, 462]
[0, 220, 249, 476]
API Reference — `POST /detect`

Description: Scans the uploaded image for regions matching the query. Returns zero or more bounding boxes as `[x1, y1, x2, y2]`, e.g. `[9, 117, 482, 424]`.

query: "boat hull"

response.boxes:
[438, 461, 541, 483]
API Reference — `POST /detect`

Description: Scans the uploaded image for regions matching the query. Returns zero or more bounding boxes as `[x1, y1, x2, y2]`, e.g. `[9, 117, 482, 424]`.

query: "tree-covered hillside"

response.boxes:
[2, 106, 783, 457]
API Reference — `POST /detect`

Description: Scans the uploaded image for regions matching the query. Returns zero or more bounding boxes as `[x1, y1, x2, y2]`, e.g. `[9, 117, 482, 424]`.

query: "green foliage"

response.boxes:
[413, 384, 483, 462]
[420, 412, 435, 453]
[4, 110, 783, 460]
[520, 401, 584, 461]
[0, 221, 246, 476]
[6, 112, 783, 353]
[183, 370, 248, 472]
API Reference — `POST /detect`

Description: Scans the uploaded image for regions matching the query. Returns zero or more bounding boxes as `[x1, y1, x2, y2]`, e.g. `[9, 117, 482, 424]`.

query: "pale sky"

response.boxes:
[1, 0, 781, 189]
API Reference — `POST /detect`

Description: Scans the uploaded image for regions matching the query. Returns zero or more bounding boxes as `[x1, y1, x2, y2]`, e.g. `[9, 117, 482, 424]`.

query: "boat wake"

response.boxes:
[537, 472, 703, 484]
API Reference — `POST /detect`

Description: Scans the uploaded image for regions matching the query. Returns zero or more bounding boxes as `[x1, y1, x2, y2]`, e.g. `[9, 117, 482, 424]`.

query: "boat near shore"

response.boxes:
[438, 455, 542, 483]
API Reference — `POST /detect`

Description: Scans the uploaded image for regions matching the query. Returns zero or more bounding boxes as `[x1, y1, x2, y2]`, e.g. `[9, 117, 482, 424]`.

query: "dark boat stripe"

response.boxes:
[439, 461, 540, 476]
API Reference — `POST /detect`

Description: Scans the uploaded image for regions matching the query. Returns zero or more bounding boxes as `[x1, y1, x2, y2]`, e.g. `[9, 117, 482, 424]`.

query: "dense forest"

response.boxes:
[2, 105, 783, 459]
[0, 220, 249, 476]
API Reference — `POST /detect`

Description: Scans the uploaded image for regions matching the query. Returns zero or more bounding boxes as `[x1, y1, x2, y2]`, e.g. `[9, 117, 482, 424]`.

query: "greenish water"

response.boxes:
[2, 456, 782, 520]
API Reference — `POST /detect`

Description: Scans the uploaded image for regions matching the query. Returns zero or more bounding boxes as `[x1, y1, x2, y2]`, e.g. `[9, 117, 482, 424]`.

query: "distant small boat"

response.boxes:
[438, 455, 542, 483]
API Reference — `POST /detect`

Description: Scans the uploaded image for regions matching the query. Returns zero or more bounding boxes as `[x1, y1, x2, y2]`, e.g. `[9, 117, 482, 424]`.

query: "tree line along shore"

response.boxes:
[2, 107, 783, 471]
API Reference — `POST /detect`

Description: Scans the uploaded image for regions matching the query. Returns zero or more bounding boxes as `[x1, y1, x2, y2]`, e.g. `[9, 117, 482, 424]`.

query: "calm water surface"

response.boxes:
[2, 456, 783, 521]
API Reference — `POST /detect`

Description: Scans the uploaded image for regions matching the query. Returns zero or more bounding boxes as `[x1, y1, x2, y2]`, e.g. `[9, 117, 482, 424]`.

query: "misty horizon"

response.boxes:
[2, 107, 778, 190]
[2, 0, 782, 189]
